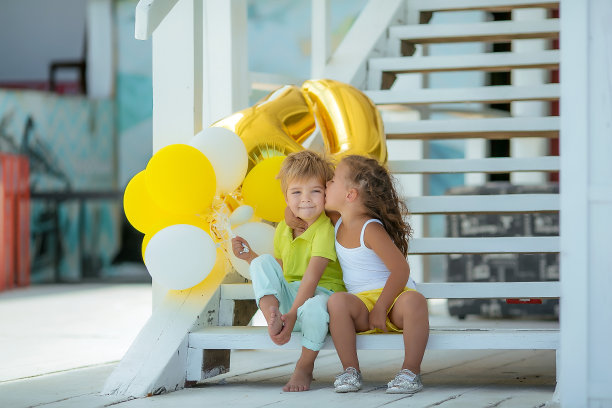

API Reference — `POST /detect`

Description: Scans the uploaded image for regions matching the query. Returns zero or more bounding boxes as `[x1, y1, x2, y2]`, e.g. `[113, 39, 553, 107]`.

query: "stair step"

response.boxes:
[367, 84, 559, 105]
[219, 281, 560, 301]
[408, 194, 558, 214]
[188, 325, 559, 350]
[388, 157, 560, 174]
[410, 236, 558, 254]
[385, 116, 559, 140]
[411, 0, 559, 13]
[369, 50, 559, 75]
[390, 19, 558, 44]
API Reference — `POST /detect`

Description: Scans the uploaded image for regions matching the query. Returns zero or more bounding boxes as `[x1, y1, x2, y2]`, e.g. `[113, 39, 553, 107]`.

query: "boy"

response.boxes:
[231, 150, 345, 392]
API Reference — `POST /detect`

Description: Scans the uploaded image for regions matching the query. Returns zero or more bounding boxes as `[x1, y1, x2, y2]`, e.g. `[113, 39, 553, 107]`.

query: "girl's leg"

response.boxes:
[328, 292, 370, 371]
[388, 291, 429, 373]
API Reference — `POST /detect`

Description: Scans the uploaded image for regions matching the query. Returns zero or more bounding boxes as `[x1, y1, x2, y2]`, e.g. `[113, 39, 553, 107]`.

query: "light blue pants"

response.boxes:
[250, 254, 332, 351]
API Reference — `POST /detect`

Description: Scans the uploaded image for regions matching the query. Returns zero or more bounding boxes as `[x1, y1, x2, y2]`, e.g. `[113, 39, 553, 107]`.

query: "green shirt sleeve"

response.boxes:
[310, 220, 337, 262]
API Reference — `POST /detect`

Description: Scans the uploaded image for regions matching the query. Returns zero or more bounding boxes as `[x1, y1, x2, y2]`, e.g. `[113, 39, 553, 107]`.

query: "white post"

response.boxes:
[151, 0, 203, 307]
[202, 0, 248, 126]
[86, 0, 114, 99]
[560, 0, 612, 406]
[311, 0, 331, 79]
[510, 8, 549, 185]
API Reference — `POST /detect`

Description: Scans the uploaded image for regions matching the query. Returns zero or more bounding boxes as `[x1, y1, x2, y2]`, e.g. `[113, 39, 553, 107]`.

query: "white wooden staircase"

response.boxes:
[104, 0, 561, 399]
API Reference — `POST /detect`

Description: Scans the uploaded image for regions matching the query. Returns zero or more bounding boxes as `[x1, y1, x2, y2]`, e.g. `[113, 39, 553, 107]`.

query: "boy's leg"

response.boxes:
[250, 254, 295, 339]
[283, 289, 331, 392]
[328, 292, 370, 371]
[388, 291, 429, 374]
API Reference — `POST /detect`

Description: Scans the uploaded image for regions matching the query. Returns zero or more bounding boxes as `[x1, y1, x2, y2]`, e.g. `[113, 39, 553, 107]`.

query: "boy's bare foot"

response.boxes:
[283, 366, 313, 392]
[267, 306, 283, 337]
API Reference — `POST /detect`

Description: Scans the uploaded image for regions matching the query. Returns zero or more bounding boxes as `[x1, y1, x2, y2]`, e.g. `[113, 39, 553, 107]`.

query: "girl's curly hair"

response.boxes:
[341, 155, 412, 257]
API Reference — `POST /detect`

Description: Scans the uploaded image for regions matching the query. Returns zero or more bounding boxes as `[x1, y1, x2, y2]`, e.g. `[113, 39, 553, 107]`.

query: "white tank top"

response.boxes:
[334, 218, 416, 294]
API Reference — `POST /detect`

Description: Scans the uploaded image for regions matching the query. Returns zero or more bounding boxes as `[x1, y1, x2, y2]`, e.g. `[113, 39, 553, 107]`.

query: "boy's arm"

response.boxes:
[363, 223, 410, 332]
[272, 256, 329, 345]
[231, 236, 258, 264]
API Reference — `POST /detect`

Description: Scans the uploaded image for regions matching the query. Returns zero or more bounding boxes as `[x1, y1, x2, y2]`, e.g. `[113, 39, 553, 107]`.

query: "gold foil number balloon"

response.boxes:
[302, 79, 387, 163]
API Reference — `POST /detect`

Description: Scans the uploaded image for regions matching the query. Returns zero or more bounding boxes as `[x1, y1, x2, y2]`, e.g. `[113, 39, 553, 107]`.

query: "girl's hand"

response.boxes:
[272, 311, 297, 345]
[369, 305, 388, 332]
[284, 206, 308, 236]
[231, 236, 257, 263]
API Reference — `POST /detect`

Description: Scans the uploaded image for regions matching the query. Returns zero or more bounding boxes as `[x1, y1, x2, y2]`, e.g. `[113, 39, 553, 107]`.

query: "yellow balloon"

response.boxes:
[124, 171, 164, 234]
[145, 144, 216, 215]
[142, 216, 210, 260]
[301, 79, 387, 163]
[241, 156, 287, 222]
[212, 85, 311, 169]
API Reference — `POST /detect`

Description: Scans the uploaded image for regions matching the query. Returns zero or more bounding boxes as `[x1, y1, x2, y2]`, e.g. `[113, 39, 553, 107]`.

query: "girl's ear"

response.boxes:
[346, 188, 359, 202]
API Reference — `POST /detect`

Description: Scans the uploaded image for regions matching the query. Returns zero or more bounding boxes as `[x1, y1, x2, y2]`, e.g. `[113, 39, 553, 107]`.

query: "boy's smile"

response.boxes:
[286, 177, 326, 227]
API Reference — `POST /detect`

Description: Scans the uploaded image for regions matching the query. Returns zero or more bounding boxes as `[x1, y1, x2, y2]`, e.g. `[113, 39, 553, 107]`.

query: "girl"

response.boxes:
[325, 155, 429, 394]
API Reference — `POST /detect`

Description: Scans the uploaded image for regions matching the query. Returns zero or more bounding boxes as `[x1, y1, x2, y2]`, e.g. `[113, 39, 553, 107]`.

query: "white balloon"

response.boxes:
[229, 205, 254, 226]
[189, 127, 248, 195]
[230, 222, 276, 279]
[144, 224, 217, 290]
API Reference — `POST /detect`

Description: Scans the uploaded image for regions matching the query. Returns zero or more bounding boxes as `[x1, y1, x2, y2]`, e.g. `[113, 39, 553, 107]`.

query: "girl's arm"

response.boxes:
[363, 222, 410, 332]
[272, 256, 329, 344]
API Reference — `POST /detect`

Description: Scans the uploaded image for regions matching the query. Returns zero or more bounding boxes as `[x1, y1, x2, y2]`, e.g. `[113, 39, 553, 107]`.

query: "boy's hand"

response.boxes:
[284, 207, 308, 236]
[231, 236, 257, 263]
[368, 305, 388, 332]
[272, 311, 297, 345]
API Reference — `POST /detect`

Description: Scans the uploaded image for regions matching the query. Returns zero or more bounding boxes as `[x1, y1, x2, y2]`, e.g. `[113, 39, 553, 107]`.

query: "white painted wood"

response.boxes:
[151, 0, 201, 151]
[369, 50, 559, 75]
[388, 156, 560, 174]
[201, 0, 249, 126]
[409, 237, 559, 254]
[385, 116, 559, 139]
[389, 19, 558, 44]
[321, 0, 405, 86]
[409, 0, 559, 13]
[219, 282, 560, 301]
[407, 194, 559, 214]
[102, 249, 228, 397]
[135, 0, 179, 40]
[560, 0, 612, 405]
[465, 139, 488, 186]
[188, 326, 559, 350]
[249, 71, 306, 91]
[186, 346, 204, 381]
[367, 84, 559, 105]
[311, 0, 331, 78]
[86, 0, 114, 99]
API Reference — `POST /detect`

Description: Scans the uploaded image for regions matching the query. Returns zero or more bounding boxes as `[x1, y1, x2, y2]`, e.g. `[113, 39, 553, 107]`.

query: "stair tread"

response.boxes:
[384, 116, 559, 139]
[410, 236, 559, 254]
[387, 157, 560, 174]
[390, 19, 559, 44]
[367, 84, 559, 105]
[411, 0, 559, 13]
[369, 50, 559, 74]
[408, 193, 558, 214]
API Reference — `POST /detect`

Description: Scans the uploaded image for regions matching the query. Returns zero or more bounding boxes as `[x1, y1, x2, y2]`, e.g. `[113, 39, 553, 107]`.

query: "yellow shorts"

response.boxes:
[355, 287, 416, 334]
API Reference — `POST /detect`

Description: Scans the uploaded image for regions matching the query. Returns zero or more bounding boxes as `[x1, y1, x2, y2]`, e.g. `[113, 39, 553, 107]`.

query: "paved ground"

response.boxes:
[0, 280, 559, 408]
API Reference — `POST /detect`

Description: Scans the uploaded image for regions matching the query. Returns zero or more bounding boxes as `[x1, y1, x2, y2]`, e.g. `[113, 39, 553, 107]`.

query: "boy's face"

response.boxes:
[285, 176, 326, 227]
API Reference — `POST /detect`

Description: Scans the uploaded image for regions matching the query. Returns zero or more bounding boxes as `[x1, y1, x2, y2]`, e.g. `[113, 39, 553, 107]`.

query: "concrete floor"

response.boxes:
[0, 282, 559, 408]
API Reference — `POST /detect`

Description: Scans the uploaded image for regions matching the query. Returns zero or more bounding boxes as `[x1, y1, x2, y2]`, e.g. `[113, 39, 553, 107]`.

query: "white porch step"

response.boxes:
[410, 0, 559, 13]
[388, 157, 559, 174]
[410, 237, 558, 254]
[188, 326, 559, 350]
[369, 50, 559, 75]
[219, 282, 560, 301]
[407, 194, 558, 214]
[367, 84, 559, 106]
[390, 19, 558, 44]
[385, 116, 559, 140]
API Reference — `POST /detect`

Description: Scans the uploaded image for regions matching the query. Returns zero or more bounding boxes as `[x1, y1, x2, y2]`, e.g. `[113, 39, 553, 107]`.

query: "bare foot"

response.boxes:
[266, 306, 283, 337]
[283, 366, 313, 392]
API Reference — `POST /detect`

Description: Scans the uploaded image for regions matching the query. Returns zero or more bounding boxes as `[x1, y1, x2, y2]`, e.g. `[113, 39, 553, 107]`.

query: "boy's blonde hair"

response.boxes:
[276, 150, 334, 194]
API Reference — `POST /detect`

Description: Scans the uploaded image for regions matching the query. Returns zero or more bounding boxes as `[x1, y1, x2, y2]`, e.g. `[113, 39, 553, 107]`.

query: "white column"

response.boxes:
[202, 0, 248, 127]
[510, 8, 549, 185]
[151, 0, 203, 307]
[560, 0, 612, 406]
[311, 0, 331, 78]
[86, 0, 114, 99]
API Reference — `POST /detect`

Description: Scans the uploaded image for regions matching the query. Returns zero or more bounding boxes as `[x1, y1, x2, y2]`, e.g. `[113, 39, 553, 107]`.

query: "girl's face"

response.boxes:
[325, 162, 351, 212]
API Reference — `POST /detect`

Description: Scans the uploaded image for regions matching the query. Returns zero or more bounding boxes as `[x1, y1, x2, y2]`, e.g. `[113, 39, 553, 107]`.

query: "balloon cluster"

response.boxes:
[124, 79, 385, 290]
